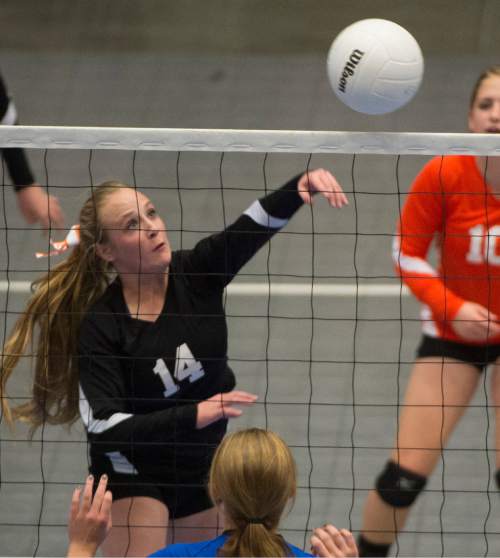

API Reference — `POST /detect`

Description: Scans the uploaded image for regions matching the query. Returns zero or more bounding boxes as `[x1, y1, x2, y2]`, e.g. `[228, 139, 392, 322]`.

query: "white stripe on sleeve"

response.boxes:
[420, 305, 439, 337]
[244, 200, 288, 229]
[79, 385, 132, 434]
[392, 235, 437, 276]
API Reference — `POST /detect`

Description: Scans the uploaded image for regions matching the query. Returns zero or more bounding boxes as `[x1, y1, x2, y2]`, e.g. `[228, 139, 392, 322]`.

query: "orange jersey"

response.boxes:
[393, 155, 500, 343]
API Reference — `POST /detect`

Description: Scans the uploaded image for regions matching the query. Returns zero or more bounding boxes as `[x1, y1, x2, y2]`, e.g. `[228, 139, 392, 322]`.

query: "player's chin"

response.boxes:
[155, 245, 172, 263]
[156, 252, 172, 270]
[141, 253, 172, 273]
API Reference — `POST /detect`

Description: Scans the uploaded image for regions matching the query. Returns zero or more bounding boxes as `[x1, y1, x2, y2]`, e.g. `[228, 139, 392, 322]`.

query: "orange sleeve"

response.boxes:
[393, 157, 464, 322]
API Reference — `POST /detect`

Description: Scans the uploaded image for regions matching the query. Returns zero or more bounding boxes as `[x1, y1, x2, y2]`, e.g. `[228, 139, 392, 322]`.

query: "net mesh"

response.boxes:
[0, 126, 499, 556]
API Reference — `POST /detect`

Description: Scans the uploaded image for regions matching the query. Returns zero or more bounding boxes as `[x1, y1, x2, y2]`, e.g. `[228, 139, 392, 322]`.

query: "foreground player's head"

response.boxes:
[89, 183, 171, 275]
[468, 65, 500, 133]
[208, 428, 296, 557]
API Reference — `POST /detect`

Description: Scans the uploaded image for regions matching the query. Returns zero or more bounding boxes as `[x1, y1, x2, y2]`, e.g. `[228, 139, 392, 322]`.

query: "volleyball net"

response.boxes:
[0, 126, 499, 556]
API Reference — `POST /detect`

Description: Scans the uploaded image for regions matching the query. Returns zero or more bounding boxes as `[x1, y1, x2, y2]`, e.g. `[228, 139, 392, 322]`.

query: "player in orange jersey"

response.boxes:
[358, 66, 500, 557]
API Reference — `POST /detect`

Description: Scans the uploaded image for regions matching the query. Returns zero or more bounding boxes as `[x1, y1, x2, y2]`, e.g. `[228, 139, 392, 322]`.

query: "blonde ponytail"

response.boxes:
[209, 428, 296, 557]
[220, 522, 290, 558]
[0, 181, 127, 434]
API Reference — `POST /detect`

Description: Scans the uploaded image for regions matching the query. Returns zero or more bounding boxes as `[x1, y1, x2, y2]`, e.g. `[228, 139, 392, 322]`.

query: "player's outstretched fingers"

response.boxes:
[80, 474, 94, 514]
[314, 169, 347, 208]
[67, 475, 113, 557]
[311, 524, 358, 558]
[221, 390, 258, 419]
[297, 169, 347, 207]
[330, 177, 349, 208]
[69, 486, 83, 525]
[225, 390, 258, 405]
[93, 476, 112, 531]
[339, 529, 358, 557]
[90, 474, 109, 514]
[197, 391, 259, 428]
[100, 490, 113, 530]
[311, 524, 340, 557]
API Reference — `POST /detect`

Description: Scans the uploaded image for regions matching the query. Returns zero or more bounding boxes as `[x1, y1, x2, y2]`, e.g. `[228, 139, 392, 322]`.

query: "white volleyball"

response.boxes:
[327, 19, 424, 115]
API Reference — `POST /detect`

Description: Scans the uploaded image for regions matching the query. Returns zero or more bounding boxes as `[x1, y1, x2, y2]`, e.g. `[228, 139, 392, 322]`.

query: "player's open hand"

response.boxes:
[297, 169, 348, 208]
[17, 183, 65, 233]
[310, 525, 358, 557]
[196, 390, 258, 429]
[452, 301, 500, 342]
[67, 475, 112, 558]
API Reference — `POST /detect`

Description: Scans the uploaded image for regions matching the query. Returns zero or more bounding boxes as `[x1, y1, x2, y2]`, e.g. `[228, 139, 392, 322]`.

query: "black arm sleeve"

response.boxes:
[0, 73, 35, 189]
[182, 174, 304, 290]
[78, 313, 197, 451]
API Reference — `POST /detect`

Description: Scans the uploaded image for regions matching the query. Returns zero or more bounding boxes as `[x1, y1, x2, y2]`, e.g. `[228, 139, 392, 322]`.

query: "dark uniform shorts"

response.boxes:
[417, 334, 500, 373]
[90, 461, 213, 520]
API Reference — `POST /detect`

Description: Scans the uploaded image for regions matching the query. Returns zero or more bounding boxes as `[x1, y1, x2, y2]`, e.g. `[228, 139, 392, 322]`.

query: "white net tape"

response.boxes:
[0, 125, 499, 155]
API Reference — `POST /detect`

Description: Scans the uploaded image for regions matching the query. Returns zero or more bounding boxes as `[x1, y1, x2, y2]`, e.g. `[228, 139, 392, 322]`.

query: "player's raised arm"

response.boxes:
[184, 168, 348, 290]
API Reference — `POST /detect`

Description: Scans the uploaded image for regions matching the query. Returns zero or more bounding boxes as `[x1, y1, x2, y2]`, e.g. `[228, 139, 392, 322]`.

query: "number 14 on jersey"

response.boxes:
[153, 343, 205, 397]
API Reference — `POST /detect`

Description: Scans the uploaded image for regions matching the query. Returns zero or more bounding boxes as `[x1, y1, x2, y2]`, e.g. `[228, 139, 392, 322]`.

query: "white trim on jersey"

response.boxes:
[244, 200, 288, 229]
[1, 100, 17, 126]
[421, 304, 439, 337]
[105, 451, 138, 475]
[79, 385, 132, 434]
[392, 235, 437, 276]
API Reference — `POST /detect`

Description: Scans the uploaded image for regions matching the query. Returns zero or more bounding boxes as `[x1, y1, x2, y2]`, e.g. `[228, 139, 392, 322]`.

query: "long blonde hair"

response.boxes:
[0, 181, 128, 434]
[209, 428, 296, 557]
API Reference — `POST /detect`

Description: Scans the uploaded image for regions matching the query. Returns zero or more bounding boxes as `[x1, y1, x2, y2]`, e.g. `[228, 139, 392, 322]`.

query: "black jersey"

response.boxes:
[0, 73, 35, 189]
[78, 177, 303, 477]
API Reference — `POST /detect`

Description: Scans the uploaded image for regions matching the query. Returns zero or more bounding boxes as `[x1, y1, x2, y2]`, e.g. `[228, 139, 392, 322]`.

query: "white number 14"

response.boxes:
[153, 343, 205, 397]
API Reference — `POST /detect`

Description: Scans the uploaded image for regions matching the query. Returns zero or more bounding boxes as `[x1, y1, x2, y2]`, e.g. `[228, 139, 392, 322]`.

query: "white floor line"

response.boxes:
[0, 280, 410, 297]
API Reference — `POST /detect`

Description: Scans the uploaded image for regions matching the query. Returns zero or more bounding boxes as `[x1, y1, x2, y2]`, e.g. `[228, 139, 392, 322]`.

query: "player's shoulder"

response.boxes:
[415, 155, 476, 192]
[287, 541, 313, 557]
[79, 279, 125, 338]
[422, 154, 468, 175]
[84, 279, 123, 316]
[148, 533, 226, 557]
[169, 248, 188, 272]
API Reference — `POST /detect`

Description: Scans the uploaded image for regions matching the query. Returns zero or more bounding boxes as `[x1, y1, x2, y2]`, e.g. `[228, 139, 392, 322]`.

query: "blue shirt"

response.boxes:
[149, 532, 312, 557]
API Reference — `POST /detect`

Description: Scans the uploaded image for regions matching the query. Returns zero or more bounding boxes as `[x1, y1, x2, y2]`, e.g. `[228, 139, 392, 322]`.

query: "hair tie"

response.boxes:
[248, 518, 264, 524]
[35, 224, 81, 258]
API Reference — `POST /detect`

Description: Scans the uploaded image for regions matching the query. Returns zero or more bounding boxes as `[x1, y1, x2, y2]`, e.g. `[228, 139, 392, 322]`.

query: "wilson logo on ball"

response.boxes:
[338, 49, 365, 93]
[327, 19, 423, 114]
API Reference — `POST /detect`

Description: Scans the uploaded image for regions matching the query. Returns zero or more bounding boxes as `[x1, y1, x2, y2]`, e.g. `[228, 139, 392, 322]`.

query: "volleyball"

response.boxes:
[327, 19, 424, 115]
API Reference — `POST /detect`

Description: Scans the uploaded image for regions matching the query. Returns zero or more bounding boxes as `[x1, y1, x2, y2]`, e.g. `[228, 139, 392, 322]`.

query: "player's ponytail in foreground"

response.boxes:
[209, 428, 296, 558]
[0, 182, 127, 434]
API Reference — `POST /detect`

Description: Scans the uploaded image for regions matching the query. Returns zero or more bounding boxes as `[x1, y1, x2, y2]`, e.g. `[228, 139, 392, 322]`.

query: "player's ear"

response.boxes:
[95, 240, 114, 263]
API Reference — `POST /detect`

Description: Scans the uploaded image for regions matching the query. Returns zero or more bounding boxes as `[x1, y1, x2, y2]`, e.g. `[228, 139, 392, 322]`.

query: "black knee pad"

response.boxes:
[375, 460, 427, 508]
[496, 470, 500, 491]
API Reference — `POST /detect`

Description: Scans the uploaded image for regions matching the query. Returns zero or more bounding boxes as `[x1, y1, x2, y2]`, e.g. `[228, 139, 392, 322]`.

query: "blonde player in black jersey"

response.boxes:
[1, 169, 347, 556]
